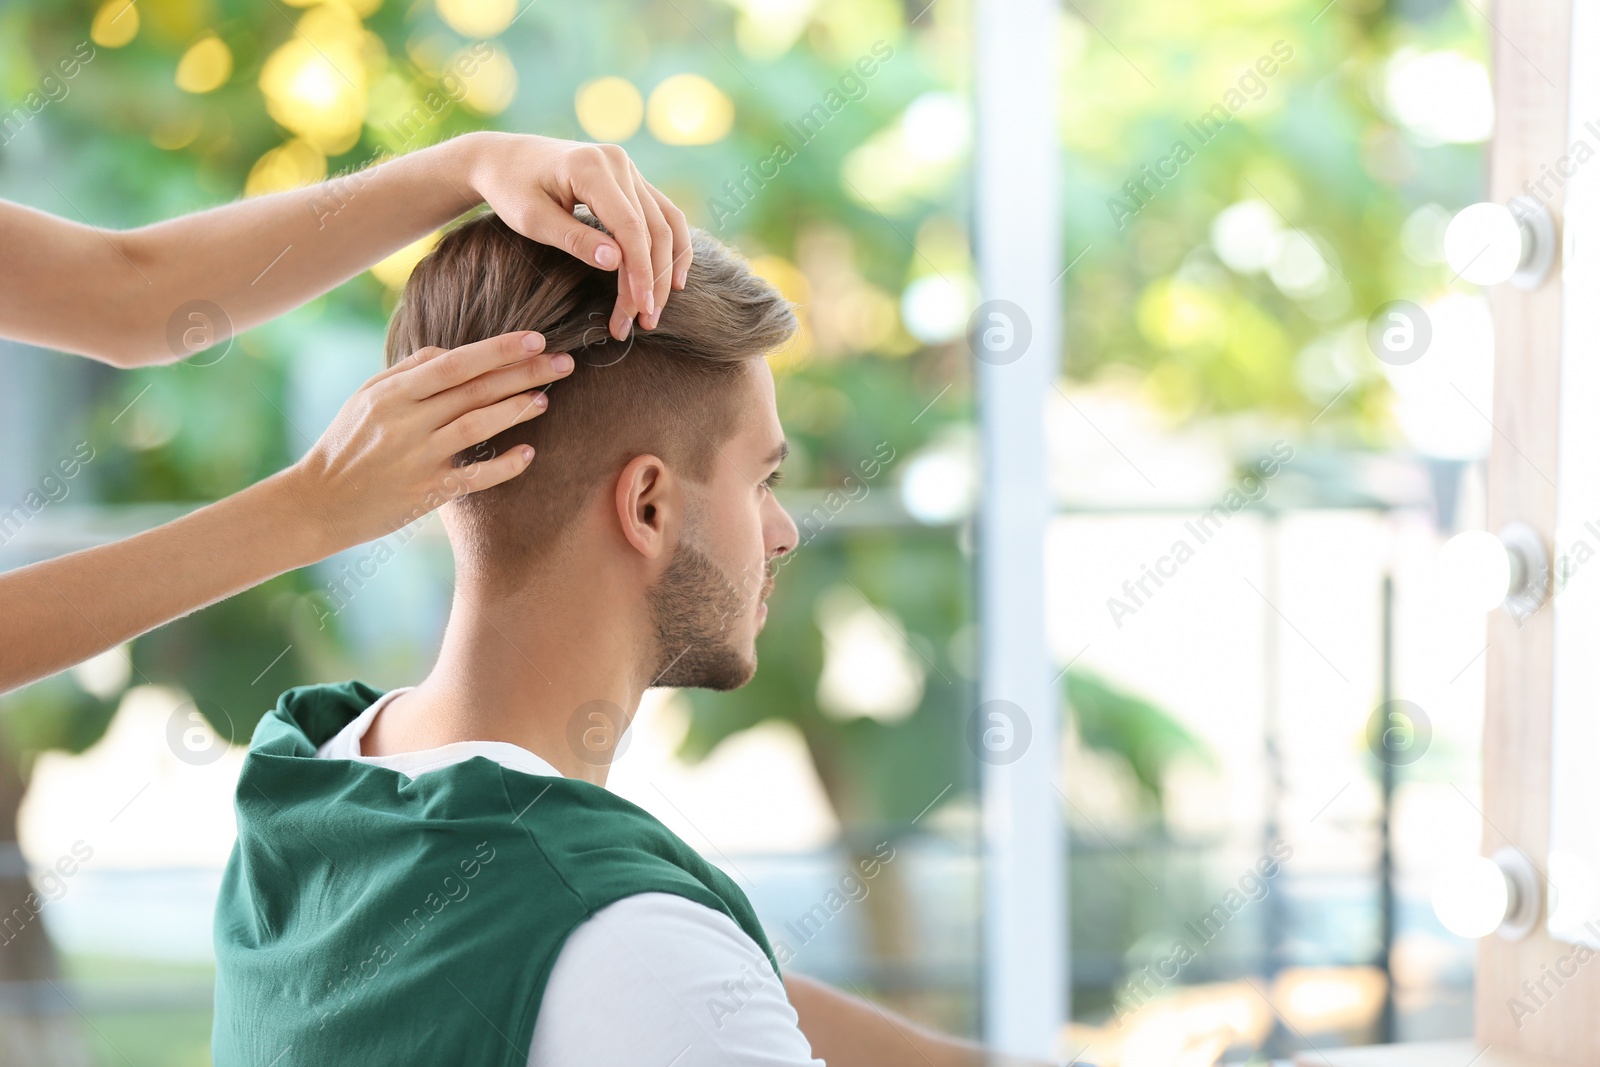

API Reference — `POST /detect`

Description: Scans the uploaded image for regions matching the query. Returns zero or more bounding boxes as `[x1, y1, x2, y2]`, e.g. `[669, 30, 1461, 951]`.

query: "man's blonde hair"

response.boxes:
[385, 212, 796, 576]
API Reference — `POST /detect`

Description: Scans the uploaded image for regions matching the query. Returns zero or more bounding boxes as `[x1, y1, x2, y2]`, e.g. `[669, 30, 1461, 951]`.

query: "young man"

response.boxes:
[213, 214, 1059, 1066]
[3, 131, 689, 695]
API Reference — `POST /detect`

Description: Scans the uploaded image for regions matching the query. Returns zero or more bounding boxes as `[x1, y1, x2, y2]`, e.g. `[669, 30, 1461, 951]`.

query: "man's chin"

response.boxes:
[653, 648, 758, 691]
[699, 652, 757, 692]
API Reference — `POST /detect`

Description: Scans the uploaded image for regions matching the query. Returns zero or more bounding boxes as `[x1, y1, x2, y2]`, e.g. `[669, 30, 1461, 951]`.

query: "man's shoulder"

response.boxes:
[498, 774, 779, 971]
[504, 775, 730, 906]
[533, 893, 820, 1067]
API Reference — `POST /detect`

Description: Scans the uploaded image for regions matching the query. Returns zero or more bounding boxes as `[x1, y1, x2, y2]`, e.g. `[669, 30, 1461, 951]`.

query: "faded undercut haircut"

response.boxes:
[385, 211, 796, 577]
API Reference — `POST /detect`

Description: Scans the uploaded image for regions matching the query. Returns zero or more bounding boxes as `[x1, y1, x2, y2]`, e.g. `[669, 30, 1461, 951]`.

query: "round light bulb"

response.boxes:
[1437, 530, 1513, 612]
[1444, 202, 1524, 285]
[1433, 855, 1512, 938]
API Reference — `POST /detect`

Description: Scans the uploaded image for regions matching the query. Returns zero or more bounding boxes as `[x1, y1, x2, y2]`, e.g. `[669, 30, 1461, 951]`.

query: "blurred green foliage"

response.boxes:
[1068, 672, 1213, 814]
[1055, 0, 1482, 432]
[0, 2, 1482, 1031]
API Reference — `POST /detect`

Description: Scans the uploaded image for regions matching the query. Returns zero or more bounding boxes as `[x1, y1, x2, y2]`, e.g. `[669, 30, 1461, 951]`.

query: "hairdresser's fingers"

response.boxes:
[396, 331, 547, 400]
[439, 389, 552, 454]
[575, 148, 652, 326]
[582, 186, 638, 340]
[425, 352, 573, 426]
[364, 346, 446, 388]
[610, 268, 635, 343]
[530, 199, 623, 272]
[601, 150, 659, 323]
[643, 179, 692, 291]
[450, 443, 538, 496]
[635, 183, 674, 330]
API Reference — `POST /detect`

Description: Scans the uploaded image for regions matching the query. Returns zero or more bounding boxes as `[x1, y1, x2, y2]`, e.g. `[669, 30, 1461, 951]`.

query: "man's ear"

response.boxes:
[614, 453, 678, 560]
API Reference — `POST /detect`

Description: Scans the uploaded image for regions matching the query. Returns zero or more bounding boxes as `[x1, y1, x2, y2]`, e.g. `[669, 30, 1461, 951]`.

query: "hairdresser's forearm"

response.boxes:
[0, 469, 328, 694]
[784, 973, 1058, 1067]
[107, 135, 490, 364]
[0, 325, 570, 694]
[0, 135, 488, 367]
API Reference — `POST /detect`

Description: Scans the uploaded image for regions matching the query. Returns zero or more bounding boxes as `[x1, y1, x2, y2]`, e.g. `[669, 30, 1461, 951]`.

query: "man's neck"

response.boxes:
[364, 579, 650, 786]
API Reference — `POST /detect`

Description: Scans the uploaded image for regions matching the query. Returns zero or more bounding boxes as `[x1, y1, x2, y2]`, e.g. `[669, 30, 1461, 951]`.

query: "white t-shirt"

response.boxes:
[315, 689, 824, 1067]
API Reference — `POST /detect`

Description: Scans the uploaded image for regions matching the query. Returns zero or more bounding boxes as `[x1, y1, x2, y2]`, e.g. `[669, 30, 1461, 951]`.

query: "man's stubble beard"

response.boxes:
[645, 532, 765, 691]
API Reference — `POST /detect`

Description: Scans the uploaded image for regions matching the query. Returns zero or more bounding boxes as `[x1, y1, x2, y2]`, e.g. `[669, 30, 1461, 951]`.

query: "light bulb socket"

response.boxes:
[1492, 846, 1541, 940]
[1500, 521, 1550, 619]
[1509, 195, 1558, 290]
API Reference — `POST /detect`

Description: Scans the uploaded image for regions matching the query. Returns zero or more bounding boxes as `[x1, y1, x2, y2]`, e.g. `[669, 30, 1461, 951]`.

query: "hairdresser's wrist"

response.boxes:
[397, 132, 490, 222]
[454, 129, 520, 208]
[264, 461, 354, 570]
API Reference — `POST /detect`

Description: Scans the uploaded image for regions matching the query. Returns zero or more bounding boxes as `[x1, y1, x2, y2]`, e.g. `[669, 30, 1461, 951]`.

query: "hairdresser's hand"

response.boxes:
[461, 132, 691, 342]
[284, 330, 573, 555]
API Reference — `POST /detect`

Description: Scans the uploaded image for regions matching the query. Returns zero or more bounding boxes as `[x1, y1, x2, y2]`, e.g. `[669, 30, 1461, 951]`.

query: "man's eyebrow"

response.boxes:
[764, 441, 789, 465]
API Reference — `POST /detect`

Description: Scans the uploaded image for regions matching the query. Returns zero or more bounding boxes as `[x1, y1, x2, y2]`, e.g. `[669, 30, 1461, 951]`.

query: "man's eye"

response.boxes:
[762, 470, 783, 489]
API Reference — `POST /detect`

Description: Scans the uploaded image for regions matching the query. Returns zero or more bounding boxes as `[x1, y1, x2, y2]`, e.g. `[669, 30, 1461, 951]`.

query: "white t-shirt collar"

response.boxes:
[313, 686, 565, 781]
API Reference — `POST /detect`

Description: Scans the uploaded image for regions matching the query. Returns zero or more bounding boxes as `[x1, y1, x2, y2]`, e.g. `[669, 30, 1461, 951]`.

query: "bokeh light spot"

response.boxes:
[647, 74, 735, 145]
[90, 0, 139, 48]
[175, 35, 233, 95]
[435, 0, 517, 39]
[575, 76, 644, 142]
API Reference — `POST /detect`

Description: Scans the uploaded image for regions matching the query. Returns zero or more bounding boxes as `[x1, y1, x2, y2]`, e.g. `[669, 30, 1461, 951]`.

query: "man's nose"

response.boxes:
[770, 503, 798, 558]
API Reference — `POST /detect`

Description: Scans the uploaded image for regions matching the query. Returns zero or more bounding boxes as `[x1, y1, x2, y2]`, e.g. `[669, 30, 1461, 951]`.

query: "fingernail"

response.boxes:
[644, 291, 656, 317]
[521, 446, 535, 461]
[596, 245, 619, 269]
[533, 392, 548, 406]
[618, 318, 632, 339]
[550, 353, 574, 372]
[522, 332, 545, 351]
